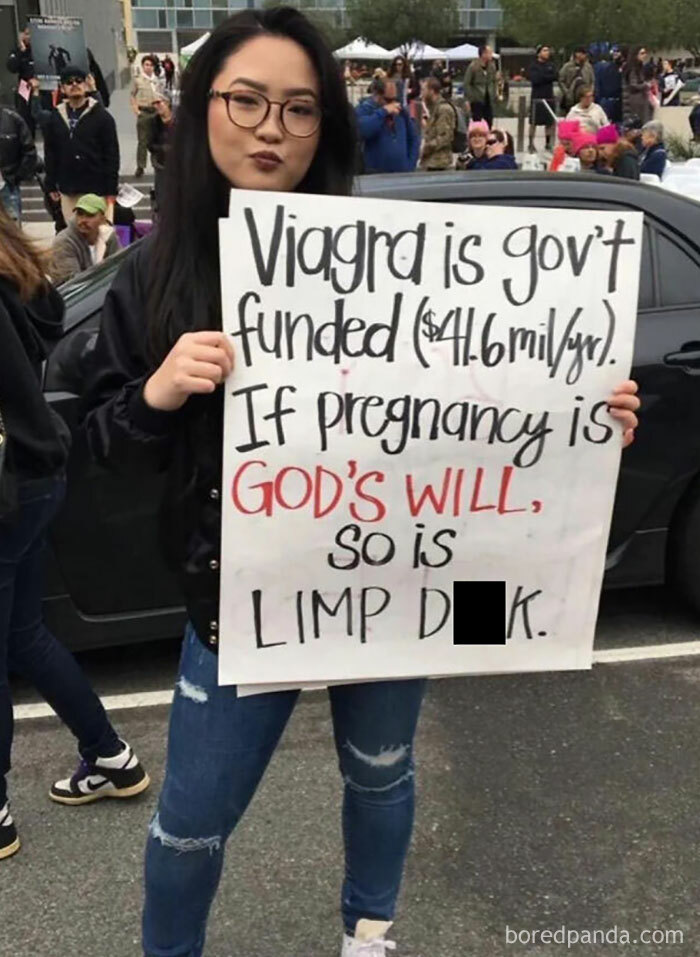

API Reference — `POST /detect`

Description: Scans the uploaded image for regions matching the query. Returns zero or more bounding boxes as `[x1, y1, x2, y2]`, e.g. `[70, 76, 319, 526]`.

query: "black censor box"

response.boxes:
[452, 582, 506, 645]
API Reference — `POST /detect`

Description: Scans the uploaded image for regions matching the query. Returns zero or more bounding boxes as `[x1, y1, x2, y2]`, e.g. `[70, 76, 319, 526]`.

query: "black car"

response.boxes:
[42, 171, 700, 650]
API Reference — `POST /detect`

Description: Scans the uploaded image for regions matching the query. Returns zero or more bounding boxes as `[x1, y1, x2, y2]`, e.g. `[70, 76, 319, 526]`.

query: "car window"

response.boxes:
[44, 309, 102, 394]
[656, 232, 700, 308]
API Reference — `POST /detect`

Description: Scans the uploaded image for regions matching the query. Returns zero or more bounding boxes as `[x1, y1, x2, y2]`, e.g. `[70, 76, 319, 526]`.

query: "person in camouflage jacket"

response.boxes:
[419, 78, 456, 171]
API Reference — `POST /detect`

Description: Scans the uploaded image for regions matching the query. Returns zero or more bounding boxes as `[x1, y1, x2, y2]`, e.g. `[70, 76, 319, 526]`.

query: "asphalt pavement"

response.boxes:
[5, 587, 700, 957]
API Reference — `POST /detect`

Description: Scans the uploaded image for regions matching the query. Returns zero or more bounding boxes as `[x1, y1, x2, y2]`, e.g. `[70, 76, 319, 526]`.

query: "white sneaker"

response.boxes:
[50, 739, 150, 805]
[341, 919, 396, 956]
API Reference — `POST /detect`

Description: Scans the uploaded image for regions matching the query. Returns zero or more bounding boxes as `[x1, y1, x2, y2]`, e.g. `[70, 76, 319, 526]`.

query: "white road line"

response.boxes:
[13, 689, 173, 721]
[12, 642, 700, 721]
[592, 640, 700, 663]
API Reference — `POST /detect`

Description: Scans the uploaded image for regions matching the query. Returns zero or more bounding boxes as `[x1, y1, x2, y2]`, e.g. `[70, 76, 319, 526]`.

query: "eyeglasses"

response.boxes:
[209, 89, 321, 138]
[64, 78, 84, 87]
[486, 138, 498, 145]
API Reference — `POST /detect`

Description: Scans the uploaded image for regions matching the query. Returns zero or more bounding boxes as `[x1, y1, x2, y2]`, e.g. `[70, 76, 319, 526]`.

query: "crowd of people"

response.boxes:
[2, 28, 699, 243]
[547, 114, 670, 180]
[354, 41, 699, 180]
[0, 28, 178, 285]
[356, 44, 519, 174]
[527, 44, 693, 152]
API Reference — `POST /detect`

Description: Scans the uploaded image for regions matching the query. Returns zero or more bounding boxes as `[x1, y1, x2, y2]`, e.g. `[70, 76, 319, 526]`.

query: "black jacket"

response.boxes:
[44, 99, 120, 196]
[81, 238, 223, 652]
[528, 59, 557, 101]
[6, 44, 34, 83]
[0, 107, 37, 185]
[0, 277, 70, 488]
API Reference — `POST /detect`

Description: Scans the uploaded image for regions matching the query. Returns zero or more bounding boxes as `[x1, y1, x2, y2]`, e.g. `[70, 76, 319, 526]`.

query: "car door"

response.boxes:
[42, 260, 184, 651]
[607, 221, 700, 576]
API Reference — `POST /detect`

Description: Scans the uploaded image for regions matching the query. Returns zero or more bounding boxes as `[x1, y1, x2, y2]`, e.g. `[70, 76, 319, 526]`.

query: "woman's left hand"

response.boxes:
[607, 380, 641, 448]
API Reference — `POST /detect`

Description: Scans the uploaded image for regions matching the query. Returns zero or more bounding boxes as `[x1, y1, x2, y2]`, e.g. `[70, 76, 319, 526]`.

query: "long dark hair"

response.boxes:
[147, 6, 356, 362]
[388, 55, 409, 80]
[0, 203, 48, 301]
[624, 46, 645, 81]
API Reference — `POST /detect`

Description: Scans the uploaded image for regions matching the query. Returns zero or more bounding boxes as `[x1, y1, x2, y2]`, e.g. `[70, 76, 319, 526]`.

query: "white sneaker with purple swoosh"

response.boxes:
[50, 740, 150, 805]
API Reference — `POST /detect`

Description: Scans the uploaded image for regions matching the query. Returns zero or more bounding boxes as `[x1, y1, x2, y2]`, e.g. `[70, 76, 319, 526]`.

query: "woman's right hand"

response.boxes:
[143, 331, 235, 412]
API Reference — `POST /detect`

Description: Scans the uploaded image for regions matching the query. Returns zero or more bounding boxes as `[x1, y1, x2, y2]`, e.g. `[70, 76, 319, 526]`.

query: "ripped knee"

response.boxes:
[149, 812, 221, 855]
[176, 676, 208, 704]
[341, 739, 415, 794]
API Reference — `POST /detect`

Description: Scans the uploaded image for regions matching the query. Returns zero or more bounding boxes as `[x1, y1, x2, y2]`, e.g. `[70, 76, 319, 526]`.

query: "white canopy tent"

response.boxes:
[388, 42, 446, 61]
[443, 42, 480, 60]
[334, 38, 392, 60]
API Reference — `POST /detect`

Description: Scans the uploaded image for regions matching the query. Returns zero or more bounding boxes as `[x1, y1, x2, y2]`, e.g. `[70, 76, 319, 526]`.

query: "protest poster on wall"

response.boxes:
[29, 16, 88, 83]
[218, 192, 642, 691]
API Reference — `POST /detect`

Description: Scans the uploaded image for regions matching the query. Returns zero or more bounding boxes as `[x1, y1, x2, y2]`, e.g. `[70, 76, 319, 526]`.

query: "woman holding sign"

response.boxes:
[81, 8, 641, 957]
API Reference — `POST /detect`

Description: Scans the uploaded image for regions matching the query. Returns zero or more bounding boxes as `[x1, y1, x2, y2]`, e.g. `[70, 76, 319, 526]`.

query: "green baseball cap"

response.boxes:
[74, 194, 107, 215]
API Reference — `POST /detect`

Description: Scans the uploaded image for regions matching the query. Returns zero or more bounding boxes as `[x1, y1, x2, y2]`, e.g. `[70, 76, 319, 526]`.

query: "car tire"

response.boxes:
[668, 478, 700, 614]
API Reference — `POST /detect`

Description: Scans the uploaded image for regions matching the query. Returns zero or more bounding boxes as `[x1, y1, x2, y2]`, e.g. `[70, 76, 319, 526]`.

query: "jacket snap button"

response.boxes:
[209, 488, 220, 500]
[209, 620, 218, 631]
[208, 634, 218, 646]
[209, 559, 219, 571]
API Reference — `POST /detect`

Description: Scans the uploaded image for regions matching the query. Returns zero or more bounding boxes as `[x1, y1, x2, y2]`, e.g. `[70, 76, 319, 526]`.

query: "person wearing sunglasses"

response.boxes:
[43, 67, 119, 226]
[467, 128, 518, 170]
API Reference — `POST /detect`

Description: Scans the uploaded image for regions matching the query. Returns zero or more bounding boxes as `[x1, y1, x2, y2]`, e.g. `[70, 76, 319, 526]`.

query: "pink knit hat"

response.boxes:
[596, 124, 619, 145]
[572, 132, 598, 155]
[557, 120, 581, 140]
[469, 120, 490, 135]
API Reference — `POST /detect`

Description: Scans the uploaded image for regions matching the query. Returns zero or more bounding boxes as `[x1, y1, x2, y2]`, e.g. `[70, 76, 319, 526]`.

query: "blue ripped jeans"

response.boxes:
[142, 625, 426, 957]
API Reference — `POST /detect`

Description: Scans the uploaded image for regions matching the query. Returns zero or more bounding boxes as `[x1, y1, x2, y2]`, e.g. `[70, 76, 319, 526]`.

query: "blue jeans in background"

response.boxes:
[143, 624, 427, 957]
[0, 476, 122, 808]
[0, 182, 22, 223]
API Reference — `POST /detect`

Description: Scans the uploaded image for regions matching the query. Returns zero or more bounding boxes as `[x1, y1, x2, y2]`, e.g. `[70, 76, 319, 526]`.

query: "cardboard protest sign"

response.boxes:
[218, 192, 642, 691]
[29, 16, 88, 83]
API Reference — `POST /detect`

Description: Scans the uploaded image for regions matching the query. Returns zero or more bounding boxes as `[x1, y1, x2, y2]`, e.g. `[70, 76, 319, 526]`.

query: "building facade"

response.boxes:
[126, 0, 503, 54]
